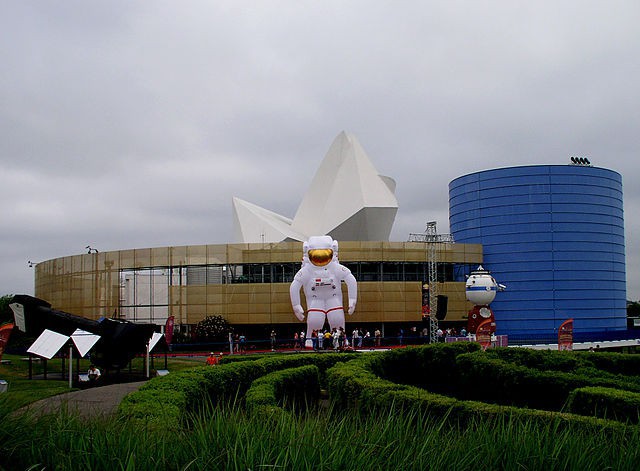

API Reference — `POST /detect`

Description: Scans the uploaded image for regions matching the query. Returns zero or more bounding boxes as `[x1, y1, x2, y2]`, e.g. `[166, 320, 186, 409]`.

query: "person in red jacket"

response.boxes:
[206, 352, 219, 366]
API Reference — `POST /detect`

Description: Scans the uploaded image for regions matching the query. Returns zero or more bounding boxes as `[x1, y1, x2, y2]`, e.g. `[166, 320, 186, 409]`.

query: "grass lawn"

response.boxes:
[0, 352, 206, 412]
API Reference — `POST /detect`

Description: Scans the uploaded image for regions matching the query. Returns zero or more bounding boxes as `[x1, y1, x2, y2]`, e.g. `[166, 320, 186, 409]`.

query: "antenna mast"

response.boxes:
[426, 222, 439, 344]
[409, 221, 453, 343]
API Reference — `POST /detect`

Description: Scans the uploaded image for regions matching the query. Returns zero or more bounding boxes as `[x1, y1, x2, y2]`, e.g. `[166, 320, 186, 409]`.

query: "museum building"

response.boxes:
[33, 241, 482, 340]
[33, 132, 482, 340]
[450, 164, 627, 340]
[32, 133, 629, 343]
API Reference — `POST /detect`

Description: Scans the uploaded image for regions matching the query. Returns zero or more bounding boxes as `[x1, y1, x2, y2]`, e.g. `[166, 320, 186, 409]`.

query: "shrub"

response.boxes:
[488, 348, 640, 385]
[119, 344, 640, 431]
[575, 351, 640, 377]
[326, 347, 628, 434]
[245, 365, 320, 416]
[456, 350, 640, 410]
[326, 355, 407, 409]
[118, 353, 354, 426]
[118, 388, 186, 429]
[194, 315, 231, 342]
[567, 386, 640, 424]
[366, 341, 480, 394]
[485, 347, 581, 372]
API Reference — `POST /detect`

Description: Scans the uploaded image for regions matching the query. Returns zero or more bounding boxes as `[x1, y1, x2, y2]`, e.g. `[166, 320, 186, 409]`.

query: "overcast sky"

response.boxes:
[2, 1, 639, 300]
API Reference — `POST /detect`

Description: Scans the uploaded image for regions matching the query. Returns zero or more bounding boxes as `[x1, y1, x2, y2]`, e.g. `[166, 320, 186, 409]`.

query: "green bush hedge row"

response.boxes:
[455, 351, 640, 411]
[245, 364, 320, 417]
[366, 342, 481, 394]
[486, 347, 640, 382]
[359, 342, 640, 416]
[325, 350, 628, 433]
[118, 353, 352, 427]
[567, 386, 640, 424]
[574, 350, 640, 377]
[120, 344, 640, 430]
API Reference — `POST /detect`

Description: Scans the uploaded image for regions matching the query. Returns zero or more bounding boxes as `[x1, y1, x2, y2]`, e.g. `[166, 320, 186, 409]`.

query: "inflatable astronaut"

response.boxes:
[290, 236, 357, 333]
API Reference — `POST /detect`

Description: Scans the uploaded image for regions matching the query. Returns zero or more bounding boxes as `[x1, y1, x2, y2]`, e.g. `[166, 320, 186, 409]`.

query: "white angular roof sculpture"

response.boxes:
[232, 197, 308, 243]
[232, 131, 398, 243]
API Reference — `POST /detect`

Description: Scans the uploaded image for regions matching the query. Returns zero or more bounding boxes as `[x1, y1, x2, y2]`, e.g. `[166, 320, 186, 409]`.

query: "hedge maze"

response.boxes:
[118, 343, 640, 431]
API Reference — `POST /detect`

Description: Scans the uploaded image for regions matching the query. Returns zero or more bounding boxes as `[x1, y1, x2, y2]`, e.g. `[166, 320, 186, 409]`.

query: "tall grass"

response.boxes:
[2, 398, 639, 470]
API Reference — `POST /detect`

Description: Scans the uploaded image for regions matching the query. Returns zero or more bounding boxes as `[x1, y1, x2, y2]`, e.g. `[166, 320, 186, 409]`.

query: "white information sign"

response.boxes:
[71, 329, 101, 357]
[149, 332, 164, 352]
[9, 303, 26, 332]
[27, 329, 69, 359]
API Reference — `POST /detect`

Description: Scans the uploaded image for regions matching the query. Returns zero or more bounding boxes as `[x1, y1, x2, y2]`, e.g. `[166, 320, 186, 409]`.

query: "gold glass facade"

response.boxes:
[34, 241, 483, 327]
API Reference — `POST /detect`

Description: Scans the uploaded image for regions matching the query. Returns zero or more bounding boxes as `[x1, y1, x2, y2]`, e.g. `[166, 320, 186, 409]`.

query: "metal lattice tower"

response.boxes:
[425, 222, 439, 343]
[409, 221, 454, 343]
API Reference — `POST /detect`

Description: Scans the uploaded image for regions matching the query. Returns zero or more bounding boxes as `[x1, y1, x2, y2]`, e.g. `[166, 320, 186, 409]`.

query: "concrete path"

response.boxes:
[16, 381, 147, 419]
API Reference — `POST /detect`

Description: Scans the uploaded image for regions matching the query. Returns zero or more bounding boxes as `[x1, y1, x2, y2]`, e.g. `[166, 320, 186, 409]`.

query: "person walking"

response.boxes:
[332, 328, 340, 351]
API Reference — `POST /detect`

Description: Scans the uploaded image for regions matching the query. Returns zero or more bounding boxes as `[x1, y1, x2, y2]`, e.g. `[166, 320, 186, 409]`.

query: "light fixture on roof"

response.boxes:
[570, 156, 591, 166]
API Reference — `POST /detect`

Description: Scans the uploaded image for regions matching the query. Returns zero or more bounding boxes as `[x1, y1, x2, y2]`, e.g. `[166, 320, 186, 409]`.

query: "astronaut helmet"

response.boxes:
[305, 235, 338, 267]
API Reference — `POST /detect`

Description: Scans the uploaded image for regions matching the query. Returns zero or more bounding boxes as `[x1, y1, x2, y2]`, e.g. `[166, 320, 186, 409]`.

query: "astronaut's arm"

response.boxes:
[289, 278, 305, 321]
[345, 273, 357, 315]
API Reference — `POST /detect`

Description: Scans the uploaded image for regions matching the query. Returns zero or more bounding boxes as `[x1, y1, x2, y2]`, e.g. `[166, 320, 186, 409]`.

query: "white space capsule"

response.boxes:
[465, 266, 505, 306]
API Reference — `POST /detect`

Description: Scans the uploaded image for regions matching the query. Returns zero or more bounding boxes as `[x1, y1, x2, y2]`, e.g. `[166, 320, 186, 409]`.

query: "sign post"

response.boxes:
[68, 344, 73, 389]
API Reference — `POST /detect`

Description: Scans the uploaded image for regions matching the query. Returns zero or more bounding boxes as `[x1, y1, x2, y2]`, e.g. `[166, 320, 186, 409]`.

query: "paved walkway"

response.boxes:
[16, 381, 147, 419]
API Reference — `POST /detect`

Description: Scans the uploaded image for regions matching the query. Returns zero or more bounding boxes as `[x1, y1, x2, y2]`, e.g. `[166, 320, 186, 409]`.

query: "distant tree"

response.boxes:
[0, 294, 14, 325]
[195, 315, 231, 342]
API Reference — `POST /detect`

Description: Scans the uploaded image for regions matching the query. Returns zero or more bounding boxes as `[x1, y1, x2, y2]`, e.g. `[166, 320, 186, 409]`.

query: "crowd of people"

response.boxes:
[436, 326, 468, 342]
[205, 324, 473, 363]
[287, 325, 463, 351]
[304, 327, 355, 352]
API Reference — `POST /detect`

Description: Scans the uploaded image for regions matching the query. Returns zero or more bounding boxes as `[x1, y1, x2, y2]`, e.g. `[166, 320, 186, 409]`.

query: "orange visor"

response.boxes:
[308, 248, 333, 266]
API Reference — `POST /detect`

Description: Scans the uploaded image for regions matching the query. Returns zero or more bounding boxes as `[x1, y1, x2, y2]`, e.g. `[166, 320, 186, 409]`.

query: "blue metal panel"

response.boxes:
[449, 165, 627, 339]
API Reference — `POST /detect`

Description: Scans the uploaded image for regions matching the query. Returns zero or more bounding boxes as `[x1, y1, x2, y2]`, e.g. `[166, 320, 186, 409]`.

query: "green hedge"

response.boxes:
[118, 353, 353, 427]
[484, 347, 582, 372]
[218, 353, 273, 364]
[574, 351, 640, 377]
[115, 388, 186, 430]
[118, 361, 267, 427]
[487, 348, 640, 387]
[567, 386, 640, 424]
[366, 342, 480, 394]
[456, 351, 640, 410]
[326, 349, 628, 433]
[456, 352, 587, 410]
[119, 344, 640, 431]
[245, 365, 320, 417]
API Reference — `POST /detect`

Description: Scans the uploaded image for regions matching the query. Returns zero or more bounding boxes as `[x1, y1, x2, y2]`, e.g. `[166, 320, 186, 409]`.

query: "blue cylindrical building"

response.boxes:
[449, 165, 626, 341]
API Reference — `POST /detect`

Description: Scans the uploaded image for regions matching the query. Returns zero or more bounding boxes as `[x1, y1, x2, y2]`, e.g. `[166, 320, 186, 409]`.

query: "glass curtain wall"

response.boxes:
[119, 269, 170, 323]
[119, 261, 476, 323]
